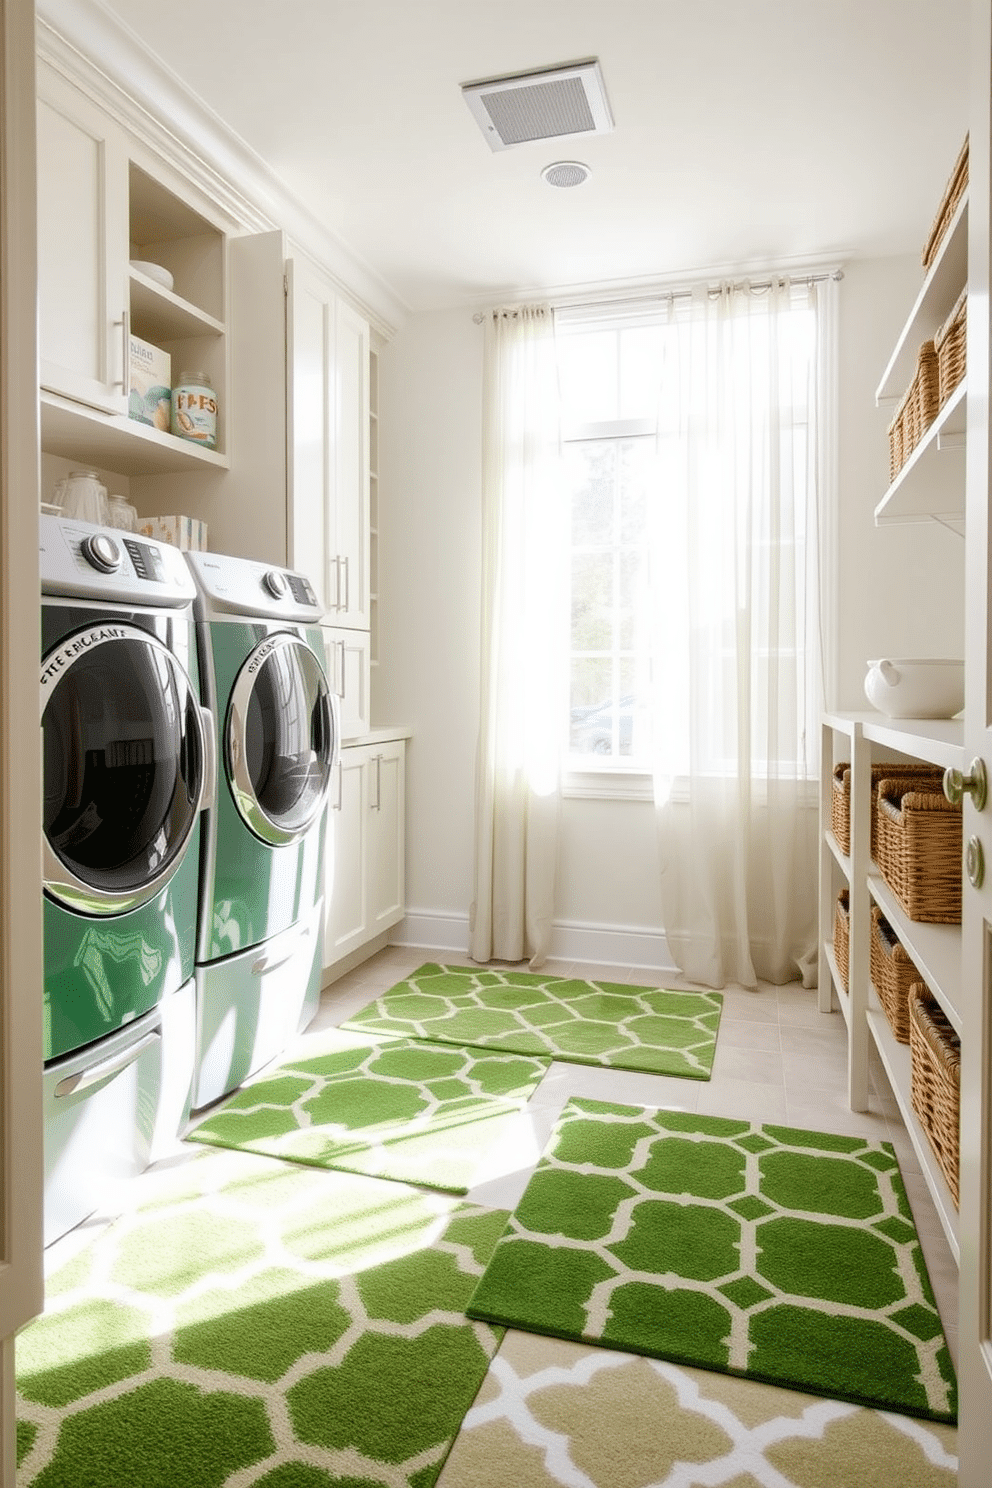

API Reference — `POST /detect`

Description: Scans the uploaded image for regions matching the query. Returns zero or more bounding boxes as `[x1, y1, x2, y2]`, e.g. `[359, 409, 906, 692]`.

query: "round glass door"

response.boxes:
[226, 633, 334, 846]
[41, 624, 205, 915]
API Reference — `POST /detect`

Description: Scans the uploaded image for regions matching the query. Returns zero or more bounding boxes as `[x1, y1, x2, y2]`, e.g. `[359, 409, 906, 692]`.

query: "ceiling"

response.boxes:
[95, 0, 969, 315]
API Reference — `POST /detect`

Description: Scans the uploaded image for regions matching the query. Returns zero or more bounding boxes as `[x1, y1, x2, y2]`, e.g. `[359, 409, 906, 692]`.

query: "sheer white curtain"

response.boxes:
[469, 305, 566, 967]
[653, 279, 830, 990]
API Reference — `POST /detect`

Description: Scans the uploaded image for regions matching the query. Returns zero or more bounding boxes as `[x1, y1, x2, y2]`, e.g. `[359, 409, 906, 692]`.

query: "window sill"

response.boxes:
[562, 766, 819, 806]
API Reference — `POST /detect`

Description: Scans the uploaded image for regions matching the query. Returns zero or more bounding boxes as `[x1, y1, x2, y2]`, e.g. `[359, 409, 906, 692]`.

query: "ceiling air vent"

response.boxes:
[461, 59, 613, 153]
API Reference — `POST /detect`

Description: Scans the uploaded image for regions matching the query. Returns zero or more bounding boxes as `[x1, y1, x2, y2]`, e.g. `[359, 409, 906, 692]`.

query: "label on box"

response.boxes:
[128, 335, 171, 431]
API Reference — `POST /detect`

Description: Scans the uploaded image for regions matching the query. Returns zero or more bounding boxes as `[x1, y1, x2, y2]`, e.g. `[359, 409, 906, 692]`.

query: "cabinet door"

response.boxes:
[321, 624, 371, 741]
[959, 7, 992, 1467]
[37, 73, 128, 413]
[369, 741, 405, 933]
[323, 748, 369, 967]
[334, 299, 371, 629]
[287, 256, 334, 602]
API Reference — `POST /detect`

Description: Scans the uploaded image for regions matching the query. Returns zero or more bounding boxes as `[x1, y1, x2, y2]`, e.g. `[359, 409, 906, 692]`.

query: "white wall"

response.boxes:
[833, 255, 965, 708]
[376, 262, 961, 966]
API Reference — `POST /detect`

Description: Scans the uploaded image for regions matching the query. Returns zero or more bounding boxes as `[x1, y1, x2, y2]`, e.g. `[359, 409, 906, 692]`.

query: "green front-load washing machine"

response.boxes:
[40, 513, 213, 1244]
[184, 550, 338, 1109]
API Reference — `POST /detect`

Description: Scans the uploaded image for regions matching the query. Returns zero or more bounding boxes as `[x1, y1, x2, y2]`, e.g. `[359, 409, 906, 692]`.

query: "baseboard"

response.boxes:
[391, 911, 679, 976]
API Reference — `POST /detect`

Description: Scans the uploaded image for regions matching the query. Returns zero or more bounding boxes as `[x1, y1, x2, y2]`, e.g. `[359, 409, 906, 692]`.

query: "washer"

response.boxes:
[184, 550, 338, 1109]
[40, 513, 214, 1244]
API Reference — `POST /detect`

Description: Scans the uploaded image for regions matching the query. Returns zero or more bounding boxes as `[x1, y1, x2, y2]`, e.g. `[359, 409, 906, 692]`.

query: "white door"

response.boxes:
[334, 299, 371, 629]
[36, 68, 128, 414]
[958, 8, 992, 1478]
[1, 0, 44, 1481]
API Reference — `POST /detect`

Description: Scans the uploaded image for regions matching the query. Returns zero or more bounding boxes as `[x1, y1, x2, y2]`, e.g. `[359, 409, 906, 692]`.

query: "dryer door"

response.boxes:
[41, 623, 206, 915]
[226, 632, 335, 846]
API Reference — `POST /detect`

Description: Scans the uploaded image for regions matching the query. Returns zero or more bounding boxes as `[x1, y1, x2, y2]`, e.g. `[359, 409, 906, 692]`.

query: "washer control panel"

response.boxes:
[185, 549, 324, 622]
[40, 513, 195, 605]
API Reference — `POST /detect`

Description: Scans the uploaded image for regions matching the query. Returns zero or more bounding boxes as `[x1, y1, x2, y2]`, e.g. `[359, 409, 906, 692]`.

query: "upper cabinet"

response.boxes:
[37, 68, 230, 477]
[287, 256, 371, 629]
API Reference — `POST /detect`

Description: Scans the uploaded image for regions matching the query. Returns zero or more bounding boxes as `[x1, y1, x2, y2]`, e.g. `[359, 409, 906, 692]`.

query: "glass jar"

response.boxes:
[62, 471, 109, 525]
[171, 370, 217, 449]
[107, 494, 139, 532]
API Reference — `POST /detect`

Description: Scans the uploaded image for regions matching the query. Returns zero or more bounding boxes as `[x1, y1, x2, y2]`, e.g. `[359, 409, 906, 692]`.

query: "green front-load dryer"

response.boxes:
[40, 514, 213, 1244]
[185, 550, 338, 1109]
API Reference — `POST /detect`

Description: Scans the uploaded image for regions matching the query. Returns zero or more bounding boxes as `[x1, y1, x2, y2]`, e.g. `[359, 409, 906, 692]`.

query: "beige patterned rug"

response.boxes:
[435, 1330, 958, 1488]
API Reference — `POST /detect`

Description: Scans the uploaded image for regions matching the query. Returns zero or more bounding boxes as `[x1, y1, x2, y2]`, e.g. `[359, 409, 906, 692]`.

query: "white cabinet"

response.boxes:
[37, 73, 128, 414]
[287, 256, 371, 630]
[323, 736, 406, 971]
[37, 64, 231, 478]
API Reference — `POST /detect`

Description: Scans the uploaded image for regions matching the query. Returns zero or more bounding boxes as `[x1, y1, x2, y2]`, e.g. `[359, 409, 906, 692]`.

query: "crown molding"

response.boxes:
[36, 0, 407, 337]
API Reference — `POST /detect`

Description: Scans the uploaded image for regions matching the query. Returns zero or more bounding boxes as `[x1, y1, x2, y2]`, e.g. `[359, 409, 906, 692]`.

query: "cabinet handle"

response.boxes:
[333, 758, 343, 812]
[116, 309, 130, 395]
[944, 758, 987, 811]
[342, 555, 350, 613]
[338, 639, 346, 697]
[372, 753, 382, 811]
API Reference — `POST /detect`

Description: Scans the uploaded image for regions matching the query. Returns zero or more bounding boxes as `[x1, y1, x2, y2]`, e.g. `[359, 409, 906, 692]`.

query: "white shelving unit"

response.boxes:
[819, 713, 965, 1263]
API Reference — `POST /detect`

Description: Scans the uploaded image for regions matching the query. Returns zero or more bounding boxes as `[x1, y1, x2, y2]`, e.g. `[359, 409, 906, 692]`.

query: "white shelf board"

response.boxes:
[129, 269, 225, 343]
[868, 871, 962, 1034]
[822, 712, 860, 738]
[874, 380, 967, 527]
[875, 193, 968, 403]
[832, 714, 966, 772]
[822, 939, 851, 1030]
[825, 830, 851, 877]
[41, 392, 229, 476]
[866, 1003, 959, 1264]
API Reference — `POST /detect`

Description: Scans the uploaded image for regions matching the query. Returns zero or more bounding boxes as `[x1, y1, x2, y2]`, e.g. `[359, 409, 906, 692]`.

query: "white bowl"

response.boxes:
[130, 259, 174, 292]
[864, 658, 964, 719]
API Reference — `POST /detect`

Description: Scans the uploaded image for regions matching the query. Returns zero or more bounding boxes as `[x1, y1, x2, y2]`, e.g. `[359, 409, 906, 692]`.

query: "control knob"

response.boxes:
[81, 533, 122, 573]
[263, 569, 289, 599]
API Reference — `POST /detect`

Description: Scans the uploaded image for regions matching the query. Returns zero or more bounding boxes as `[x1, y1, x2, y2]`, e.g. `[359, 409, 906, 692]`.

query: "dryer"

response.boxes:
[40, 513, 213, 1244]
[185, 550, 338, 1108]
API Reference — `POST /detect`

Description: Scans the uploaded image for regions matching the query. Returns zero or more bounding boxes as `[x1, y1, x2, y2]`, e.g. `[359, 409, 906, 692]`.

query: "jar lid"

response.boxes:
[178, 371, 211, 386]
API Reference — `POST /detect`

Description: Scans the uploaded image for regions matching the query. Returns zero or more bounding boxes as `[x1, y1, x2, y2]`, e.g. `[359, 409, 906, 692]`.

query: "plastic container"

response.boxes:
[171, 371, 217, 449]
[61, 471, 109, 525]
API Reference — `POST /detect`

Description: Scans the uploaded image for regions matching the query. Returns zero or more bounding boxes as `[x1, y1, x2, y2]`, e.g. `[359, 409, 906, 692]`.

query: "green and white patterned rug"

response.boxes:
[17, 1149, 507, 1487]
[187, 1029, 548, 1194]
[343, 964, 723, 1079]
[465, 1098, 957, 1424]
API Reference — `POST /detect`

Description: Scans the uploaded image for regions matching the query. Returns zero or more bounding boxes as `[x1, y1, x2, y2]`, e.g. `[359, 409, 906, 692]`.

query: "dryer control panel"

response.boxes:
[184, 549, 325, 623]
[40, 514, 196, 606]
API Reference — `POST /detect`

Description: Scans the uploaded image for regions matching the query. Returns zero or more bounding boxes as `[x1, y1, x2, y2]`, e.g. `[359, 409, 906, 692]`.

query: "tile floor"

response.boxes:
[43, 940, 960, 1373]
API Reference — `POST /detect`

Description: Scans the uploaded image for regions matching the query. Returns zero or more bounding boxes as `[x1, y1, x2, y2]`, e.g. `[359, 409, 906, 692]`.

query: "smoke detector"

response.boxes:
[541, 161, 591, 188]
[461, 59, 613, 153]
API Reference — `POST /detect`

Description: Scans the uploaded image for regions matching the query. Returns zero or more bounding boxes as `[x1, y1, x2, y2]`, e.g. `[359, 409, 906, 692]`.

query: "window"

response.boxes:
[557, 287, 821, 782]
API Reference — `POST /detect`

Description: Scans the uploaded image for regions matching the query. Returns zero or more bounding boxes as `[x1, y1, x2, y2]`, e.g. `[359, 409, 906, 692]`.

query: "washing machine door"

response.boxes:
[41, 622, 206, 916]
[226, 632, 335, 846]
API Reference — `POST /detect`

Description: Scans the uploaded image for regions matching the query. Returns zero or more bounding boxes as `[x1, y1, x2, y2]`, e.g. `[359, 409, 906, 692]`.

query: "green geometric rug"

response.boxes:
[17, 1149, 508, 1487]
[342, 963, 723, 1079]
[186, 1029, 549, 1194]
[465, 1098, 957, 1424]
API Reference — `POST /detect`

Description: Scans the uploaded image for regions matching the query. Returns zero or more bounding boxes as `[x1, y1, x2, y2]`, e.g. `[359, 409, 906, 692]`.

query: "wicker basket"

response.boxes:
[922, 135, 969, 271]
[908, 983, 961, 1205]
[886, 341, 941, 480]
[875, 777, 962, 923]
[935, 287, 967, 407]
[869, 905, 919, 1043]
[831, 762, 944, 863]
[833, 889, 850, 992]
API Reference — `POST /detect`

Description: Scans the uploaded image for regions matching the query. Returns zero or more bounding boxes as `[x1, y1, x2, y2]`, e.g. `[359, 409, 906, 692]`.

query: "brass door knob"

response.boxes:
[943, 758, 987, 811]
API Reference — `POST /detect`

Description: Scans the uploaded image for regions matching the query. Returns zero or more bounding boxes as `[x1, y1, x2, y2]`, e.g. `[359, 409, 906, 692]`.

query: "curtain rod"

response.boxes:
[472, 269, 844, 323]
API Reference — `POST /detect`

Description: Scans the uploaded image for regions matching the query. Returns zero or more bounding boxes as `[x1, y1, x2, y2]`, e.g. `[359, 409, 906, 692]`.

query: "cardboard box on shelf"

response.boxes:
[136, 515, 208, 552]
[128, 334, 172, 430]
